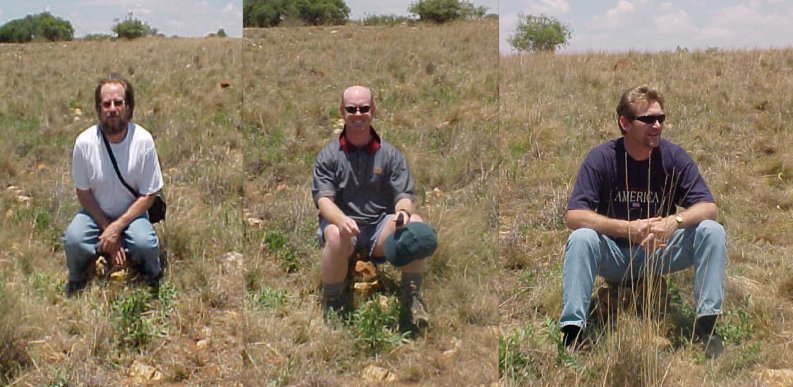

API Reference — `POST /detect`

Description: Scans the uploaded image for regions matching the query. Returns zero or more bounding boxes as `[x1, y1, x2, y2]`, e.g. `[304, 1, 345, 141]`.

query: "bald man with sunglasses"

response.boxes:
[559, 85, 727, 359]
[311, 85, 430, 328]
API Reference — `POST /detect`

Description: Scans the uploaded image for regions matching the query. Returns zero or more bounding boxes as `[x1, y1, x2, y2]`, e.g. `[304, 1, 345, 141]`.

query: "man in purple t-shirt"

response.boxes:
[561, 85, 727, 358]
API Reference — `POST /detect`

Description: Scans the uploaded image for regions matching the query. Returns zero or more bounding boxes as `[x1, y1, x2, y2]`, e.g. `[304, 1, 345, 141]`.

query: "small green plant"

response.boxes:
[111, 288, 160, 348]
[255, 286, 288, 310]
[499, 326, 532, 379]
[263, 228, 301, 273]
[351, 296, 409, 354]
[545, 318, 577, 367]
[717, 307, 754, 344]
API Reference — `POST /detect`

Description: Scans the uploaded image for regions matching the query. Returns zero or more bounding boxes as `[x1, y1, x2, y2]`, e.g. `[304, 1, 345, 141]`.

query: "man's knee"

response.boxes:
[696, 220, 726, 242]
[323, 224, 352, 252]
[567, 228, 600, 249]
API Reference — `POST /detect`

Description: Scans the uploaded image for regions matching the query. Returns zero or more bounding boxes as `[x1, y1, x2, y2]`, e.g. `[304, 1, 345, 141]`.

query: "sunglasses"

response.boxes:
[632, 114, 665, 124]
[101, 99, 126, 109]
[344, 105, 371, 114]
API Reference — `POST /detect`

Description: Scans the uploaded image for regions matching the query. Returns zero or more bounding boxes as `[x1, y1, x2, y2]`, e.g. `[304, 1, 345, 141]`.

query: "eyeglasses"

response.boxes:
[101, 99, 126, 109]
[344, 105, 371, 114]
[632, 114, 665, 124]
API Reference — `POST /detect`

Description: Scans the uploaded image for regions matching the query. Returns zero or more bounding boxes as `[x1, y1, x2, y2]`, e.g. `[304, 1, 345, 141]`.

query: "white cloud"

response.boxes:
[652, 8, 691, 35]
[521, 0, 570, 15]
[592, 0, 635, 30]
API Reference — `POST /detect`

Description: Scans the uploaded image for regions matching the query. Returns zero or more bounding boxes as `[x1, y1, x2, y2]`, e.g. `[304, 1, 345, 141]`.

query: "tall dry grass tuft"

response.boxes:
[0, 36, 243, 384]
[500, 49, 793, 384]
[243, 20, 498, 384]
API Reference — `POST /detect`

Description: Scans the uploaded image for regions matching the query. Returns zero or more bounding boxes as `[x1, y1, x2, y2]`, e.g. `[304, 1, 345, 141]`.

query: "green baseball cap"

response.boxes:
[384, 222, 438, 267]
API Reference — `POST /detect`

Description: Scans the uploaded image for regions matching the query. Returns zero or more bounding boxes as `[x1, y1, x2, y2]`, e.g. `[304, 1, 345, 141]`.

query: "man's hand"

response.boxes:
[626, 217, 660, 244]
[395, 209, 410, 228]
[336, 216, 360, 239]
[647, 216, 679, 248]
[98, 221, 124, 260]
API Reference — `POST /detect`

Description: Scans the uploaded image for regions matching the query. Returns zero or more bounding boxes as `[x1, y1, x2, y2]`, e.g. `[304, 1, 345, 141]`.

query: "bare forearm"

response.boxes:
[564, 209, 630, 239]
[317, 197, 346, 225]
[114, 194, 155, 229]
[76, 189, 110, 229]
[670, 202, 717, 229]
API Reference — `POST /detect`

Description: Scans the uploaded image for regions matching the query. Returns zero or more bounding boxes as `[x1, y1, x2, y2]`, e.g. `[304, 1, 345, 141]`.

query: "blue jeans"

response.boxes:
[63, 211, 161, 282]
[560, 220, 727, 329]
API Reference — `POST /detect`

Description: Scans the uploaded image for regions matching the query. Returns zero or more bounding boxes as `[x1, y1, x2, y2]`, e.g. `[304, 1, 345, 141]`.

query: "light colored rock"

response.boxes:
[354, 260, 378, 281]
[753, 368, 793, 387]
[221, 252, 243, 272]
[652, 335, 672, 349]
[362, 365, 397, 382]
[128, 360, 162, 384]
[196, 339, 209, 350]
[246, 217, 263, 227]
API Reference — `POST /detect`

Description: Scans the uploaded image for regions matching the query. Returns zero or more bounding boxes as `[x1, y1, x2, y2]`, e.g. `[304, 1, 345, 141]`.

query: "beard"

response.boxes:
[100, 115, 129, 137]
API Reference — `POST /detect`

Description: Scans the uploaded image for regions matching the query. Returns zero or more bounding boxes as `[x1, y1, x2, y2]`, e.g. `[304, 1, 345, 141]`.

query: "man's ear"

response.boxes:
[618, 115, 631, 132]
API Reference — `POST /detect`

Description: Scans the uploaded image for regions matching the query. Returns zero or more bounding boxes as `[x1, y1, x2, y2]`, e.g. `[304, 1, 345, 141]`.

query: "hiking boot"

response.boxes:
[403, 292, 430, 329]
[65, 280, 87, 297]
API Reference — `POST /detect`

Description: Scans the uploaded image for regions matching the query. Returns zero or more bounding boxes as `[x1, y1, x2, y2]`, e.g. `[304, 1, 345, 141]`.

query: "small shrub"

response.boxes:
[351, 296, 409, 354]
[112, 288, 164, 349]
[112, 14, 159, 39]
[254, 286, 288, 310]
[499, 327, 533, 380]
[263, 228, 301, 273]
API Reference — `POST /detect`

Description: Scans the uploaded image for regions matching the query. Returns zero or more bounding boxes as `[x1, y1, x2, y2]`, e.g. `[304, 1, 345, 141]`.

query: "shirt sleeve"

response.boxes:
[567, 150, 604, 211]
[673, 148, 715, 207]
[389, 149, 415, 204]
[72, 141, 91, 190]
[138, 141, 164, 195]
[311, 145, 338, 206]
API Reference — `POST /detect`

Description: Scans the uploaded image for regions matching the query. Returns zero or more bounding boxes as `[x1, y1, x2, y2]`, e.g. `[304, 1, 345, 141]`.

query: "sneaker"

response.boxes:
[403, 292, 430, 329]
[65, 280, 87, 297]
[695, 333, 724, 359]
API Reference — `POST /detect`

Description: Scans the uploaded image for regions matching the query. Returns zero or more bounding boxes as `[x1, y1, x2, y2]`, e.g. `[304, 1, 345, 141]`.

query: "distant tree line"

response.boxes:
[244, 0, 350, 27]
[112, 14, 160, 39]
[244, 0, 488, 27]
[0, 12, 74, 43]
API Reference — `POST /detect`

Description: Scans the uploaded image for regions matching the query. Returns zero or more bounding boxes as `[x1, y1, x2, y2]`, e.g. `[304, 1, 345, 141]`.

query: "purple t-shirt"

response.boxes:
[568, 138, 714, 243]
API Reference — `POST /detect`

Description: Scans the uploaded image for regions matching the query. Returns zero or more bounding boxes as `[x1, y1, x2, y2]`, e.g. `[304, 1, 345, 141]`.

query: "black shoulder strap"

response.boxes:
[100, 128, 140, 198]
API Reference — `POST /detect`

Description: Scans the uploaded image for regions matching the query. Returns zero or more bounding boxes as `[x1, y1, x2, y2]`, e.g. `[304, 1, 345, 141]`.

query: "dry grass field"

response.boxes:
[499, 49, 793, 385]
[242, 20, 499, 384]
[0, 37, 243, 384]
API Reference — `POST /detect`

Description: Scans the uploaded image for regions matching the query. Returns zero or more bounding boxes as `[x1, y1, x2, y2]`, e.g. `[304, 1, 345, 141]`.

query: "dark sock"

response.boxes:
[695, 314, 718, 336]
[561, 325, 582, 347]
[401, 273, 423, 295]
[322, 281, 346, 300]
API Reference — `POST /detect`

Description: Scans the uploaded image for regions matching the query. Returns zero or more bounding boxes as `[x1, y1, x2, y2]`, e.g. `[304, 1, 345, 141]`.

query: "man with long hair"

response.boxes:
[63, 76, 164, 296]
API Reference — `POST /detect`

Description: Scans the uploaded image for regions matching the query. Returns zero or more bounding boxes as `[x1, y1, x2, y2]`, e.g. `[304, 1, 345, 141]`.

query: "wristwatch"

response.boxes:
[674, 215, 684, 225]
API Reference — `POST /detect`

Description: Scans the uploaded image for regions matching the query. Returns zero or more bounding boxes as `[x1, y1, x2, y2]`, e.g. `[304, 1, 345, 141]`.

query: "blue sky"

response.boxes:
[501, 0, 793, 53]
[0, 0, 242, 38]
[345, 0, 498, 20]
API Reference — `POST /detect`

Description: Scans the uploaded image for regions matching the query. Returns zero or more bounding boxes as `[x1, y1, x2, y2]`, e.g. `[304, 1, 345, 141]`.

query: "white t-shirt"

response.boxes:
[72, 123, 164, 219]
